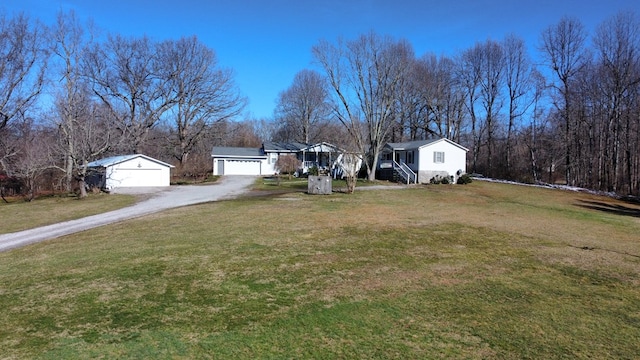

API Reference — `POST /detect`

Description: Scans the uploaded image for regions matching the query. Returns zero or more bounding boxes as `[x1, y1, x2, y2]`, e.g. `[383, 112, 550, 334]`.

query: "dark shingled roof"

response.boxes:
[262, 141, 309, 152]
[385, 138, 468, 152]
[385, 139, 438, 150]
[211, 147, 266, 157]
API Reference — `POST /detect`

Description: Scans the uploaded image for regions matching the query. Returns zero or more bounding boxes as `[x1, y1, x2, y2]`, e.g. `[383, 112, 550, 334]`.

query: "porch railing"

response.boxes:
[393, 161, 417, 184]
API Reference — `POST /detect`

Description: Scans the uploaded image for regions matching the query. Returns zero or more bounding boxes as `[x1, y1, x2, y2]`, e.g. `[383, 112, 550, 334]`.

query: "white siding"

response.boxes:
[417, 140, 467, 183]
[104, 156, 171, 189]
[264, 153, 279, 174]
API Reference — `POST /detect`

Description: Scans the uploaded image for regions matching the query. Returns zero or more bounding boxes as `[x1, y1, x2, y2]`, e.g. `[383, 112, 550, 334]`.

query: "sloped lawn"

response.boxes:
[1, 181, 639, 359]
[0, 193, 135, 234]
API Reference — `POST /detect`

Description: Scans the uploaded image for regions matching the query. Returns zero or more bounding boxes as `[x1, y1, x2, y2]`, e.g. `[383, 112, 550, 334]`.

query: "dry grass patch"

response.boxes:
[0, 193, 135, 234]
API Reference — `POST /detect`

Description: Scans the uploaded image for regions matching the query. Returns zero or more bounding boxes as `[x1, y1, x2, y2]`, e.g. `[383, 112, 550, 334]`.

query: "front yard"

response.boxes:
[0, 181, 639, 358]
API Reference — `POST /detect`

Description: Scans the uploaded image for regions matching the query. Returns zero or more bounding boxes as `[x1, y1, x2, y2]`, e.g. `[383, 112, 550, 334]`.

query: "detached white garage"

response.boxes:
[87, 154, 174, 190]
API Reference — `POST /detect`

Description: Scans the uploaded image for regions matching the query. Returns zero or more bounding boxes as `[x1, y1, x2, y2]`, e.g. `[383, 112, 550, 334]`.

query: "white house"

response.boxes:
[379, 138, 468, 184]
[87, 154, 174, 190]
[212, 142, 344, 176]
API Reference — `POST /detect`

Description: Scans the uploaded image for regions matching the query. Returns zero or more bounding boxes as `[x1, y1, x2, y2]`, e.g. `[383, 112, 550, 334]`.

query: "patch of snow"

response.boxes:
[472, 176, 635, 201]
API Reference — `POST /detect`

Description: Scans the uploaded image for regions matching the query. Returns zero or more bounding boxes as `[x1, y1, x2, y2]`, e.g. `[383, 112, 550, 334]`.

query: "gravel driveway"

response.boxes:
[0, 176, 256, 252]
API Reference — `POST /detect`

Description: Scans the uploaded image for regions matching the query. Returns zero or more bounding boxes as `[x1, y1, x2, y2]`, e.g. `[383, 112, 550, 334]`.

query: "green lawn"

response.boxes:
[255, 176, 391, 192]
[0, 193, 136, 234]
[1, 181, 639, 359]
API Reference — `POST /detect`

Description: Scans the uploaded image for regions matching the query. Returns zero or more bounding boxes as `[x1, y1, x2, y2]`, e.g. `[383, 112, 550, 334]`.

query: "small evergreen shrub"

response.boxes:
[457, 174, 473, 184]
[430, 175, 447, 184]
[430, 175, 457, 184]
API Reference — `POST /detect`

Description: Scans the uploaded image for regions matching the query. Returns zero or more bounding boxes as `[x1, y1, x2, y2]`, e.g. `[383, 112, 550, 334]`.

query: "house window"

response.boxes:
[434, 151, 445, 163]
[270, 154, 277, 164]
[407, 151, 414, 164]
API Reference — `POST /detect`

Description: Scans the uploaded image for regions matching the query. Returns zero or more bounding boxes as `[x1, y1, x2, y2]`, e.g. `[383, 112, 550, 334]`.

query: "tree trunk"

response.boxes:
[367, 148, 381, 181]
[78, 177, 88, 198]
[65, 153, 73, 193]
[0, 188, 8, 203]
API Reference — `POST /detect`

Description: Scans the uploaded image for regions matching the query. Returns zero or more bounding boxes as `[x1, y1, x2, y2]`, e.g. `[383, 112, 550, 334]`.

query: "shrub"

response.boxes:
[430, 175, 445, 184]
[308, 166, 319, 176]
[275, 155, 301, 180]
[457, 174, 473, 185]
[430, 175, 456, 184]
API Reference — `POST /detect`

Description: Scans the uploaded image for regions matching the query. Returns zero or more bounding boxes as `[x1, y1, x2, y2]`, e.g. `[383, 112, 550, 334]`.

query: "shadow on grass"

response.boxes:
[243, 189, 305, 200]
[576, 200, 640, 218]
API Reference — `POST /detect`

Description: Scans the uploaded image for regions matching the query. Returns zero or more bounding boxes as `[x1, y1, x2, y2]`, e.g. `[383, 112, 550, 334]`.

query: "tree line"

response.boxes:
[1, 9, 639, 200]
[0, 11, 248, 200]
[277, 12, 640, 195]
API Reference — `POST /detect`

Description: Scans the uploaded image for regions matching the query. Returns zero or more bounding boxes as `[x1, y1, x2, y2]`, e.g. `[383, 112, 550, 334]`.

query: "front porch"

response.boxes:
[379, 148, 418, 184]
[296, 143, 341, 176]
[299, 153, 337, 175]
[378, 160, 417, 184]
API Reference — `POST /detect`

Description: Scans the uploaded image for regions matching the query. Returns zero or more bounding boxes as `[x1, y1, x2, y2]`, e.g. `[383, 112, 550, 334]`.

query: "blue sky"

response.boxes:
[2, 0, 638, 119]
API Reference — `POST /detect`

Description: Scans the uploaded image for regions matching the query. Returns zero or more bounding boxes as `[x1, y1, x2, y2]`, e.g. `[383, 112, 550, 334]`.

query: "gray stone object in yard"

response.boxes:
[308, 175, 332, 195]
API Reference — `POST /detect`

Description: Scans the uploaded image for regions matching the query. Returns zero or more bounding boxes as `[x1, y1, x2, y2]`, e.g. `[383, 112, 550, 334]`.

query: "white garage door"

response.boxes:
[222, 160, 261, 175]
[113, 169, 165, 187]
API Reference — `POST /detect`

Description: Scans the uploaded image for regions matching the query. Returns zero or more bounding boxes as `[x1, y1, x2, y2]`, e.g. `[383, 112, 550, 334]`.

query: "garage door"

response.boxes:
[222, 160, 261, 175]
[114, 169, 165, 187]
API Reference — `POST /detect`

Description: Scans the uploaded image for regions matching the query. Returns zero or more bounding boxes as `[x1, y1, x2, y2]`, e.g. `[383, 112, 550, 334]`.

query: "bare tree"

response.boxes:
[160, 36, 245, 166]
[315, 121, 353, 150]
[82, 34, 177, 153]
[275, 154, 301, 180]
[523, 69, 548, 183]
[417, 54, 465, 142]
[220, 120, 263, 147]
[0, 13, 47, 132]
[339, 152, 362, 193]
[0, 13, 48, 200]
[49, 10, 112, 197]
[248, 117, 276, 144]
[457, 44, 484, 174]
[593, 11, 640, 194]
[541, 16, 588, 186]
[313, 32, 412, 181]
[1, 117, 53, 201]
[393, 56, 428, 141]
[478, 40, 505, 177]
[0, 125, 20, 195]
[503, 34, 533, 179]
[274, 69, 330, 144]
[52, 96, 113, 197]
[51, 10, 81, 192]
